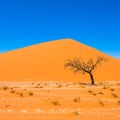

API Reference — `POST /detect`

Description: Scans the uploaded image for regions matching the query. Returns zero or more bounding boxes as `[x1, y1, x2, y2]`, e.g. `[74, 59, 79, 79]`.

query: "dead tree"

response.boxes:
[64, 56, 107, 85]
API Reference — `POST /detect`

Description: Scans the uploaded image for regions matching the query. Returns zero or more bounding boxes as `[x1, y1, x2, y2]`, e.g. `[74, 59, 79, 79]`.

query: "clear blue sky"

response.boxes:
[0, 0, 120, 58]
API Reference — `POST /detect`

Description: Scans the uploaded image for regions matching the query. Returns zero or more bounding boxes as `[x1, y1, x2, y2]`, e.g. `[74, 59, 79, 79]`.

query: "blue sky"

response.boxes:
[0, 0, 120, 58]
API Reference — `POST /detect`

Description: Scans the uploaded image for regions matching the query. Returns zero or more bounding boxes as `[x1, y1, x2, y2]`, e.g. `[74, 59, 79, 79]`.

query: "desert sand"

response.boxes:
[0, 81, 120, 120]
[0, 38, 120, 120]
[0, 38, 120, 82]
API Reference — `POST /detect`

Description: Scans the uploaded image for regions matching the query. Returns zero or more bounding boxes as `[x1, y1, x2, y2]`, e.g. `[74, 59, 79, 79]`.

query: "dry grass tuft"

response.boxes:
[10, 89, 16, 94]
[117, 100, 120, 105]
[98, 91, 104, 95]
[102, 86, 108, 89]
[98, 100, 104, 106]
[73, 110, 80, 116]
[58, 84, 62, 88]
[93, 93, 97, 96]
[51, 100, 60, 106]
[2, 86, 9, 90]
[110, 88, 115, 91]
[73, 97, 80, 103]
[17, 92, 23, 97]
[28, 91, 34, 96]
[88, 90, 93, 93]
[112, 93, 118, 98]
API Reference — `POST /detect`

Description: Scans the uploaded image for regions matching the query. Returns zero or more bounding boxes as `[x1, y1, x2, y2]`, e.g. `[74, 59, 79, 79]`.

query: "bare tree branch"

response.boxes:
[89, 56, 107, 72]
[64, 56, 107, 85]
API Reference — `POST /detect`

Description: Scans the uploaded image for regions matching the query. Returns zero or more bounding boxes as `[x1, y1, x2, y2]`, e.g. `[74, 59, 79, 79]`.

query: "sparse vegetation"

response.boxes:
[93, 93, 97, 96]
[98, 100, 104, 106]
[65, 84, 69, 87]
[73, 97, 80, 103]
[110, 88, 115, 91]
[58, 84, 62, 88]
[99, 82, 104, 86]
[112, 93, 118, 98]
[24, 89, 27, 91]
[80, 85, 85, 88]
[98, 91, 104, 95]
[10, 89, 16, 94]
[44, 83, 47, 86]
[5, 104, 10, 108]
[34, 86, 39, 88]
[102, 86, 108, 89]
[34, 86, 43, 88]
[0, 81, 120, 119]
[73, 82, 76, 85]
[117, 100, 120, 105]
[73, 110, 80, 116]
[118, 83, 120, 85]
[28, 91, 34, 96]
[3, 86, 9, 90]
[18, 92, 23, 97]
[51, 100, 60, 106]
[88, 90, 93, 93]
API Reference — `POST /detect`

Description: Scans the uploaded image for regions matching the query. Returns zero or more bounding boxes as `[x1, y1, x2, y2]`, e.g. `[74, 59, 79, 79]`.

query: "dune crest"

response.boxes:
[0, 38, 120, 82]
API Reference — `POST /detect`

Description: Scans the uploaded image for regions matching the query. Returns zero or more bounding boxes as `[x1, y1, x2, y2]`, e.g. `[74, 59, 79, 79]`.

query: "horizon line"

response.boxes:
[0, 38, 120, 59]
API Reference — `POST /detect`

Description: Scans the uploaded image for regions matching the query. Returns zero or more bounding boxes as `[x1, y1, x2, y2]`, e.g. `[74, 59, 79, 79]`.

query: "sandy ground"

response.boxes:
[0, 81, 120, 120]
[0, 39, 120, 81]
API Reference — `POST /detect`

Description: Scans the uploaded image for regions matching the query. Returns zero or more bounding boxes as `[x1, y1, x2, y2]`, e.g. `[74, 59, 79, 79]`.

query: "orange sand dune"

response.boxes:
[0, 38, 120, 82]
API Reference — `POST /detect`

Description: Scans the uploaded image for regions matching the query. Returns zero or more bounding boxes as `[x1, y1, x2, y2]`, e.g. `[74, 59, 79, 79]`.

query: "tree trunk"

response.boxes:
[89, 72, 95, 85]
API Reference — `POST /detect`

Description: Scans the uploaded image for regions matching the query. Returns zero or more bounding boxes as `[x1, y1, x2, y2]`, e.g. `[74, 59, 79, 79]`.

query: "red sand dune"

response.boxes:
[0, 38, 120, 82]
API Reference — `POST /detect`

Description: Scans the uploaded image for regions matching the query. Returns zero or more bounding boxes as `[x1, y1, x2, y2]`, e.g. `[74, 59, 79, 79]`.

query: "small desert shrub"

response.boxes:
[10, 89, 16, 94]
[98, 92, 104, 95]
[28, 91, 34, 96]
[56, 83, 59, 85]
[58, 84, 62, 88]
[35, 86, 43, 88]
[38, 84, 40, 86]
[110, 88, 115, 91]
[117, 100, 120, 105]
[44, 83, 47, 86]
[88, 90, 93, 93]
[19, 92, 23, 97]
[73, 110, 80, 116]
[73, 82, 76, 85]
[0, 87, 2, 90]
[81, 85, 85, 88]
[51, 101, 60, 106]
[5, 104, 10, 108]
[34, 86, 39, 88]
[98, 100, 104, 106]
[99, 82, 104, 85]
[118, 83, 120, 85]
[3, 86, 9, 90]
[73, 97, 80, 103]
[32, 83, 34, 85]
[65, 84, 69, 87]
[112, 93, 118, 98]
[93, 93, 97, 96]
[102, 86, 108, 89]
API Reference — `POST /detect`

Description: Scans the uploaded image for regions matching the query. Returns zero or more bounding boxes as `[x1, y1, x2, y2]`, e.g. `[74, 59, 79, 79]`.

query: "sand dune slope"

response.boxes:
[0, 38, 120, 82]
